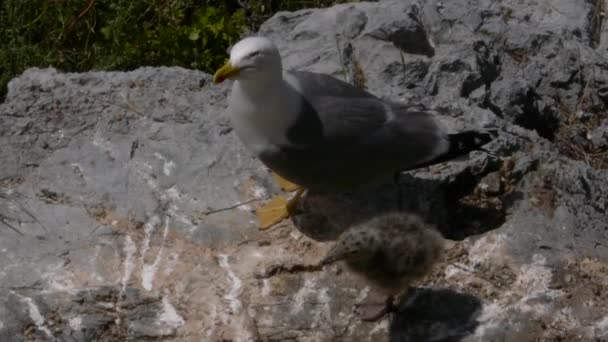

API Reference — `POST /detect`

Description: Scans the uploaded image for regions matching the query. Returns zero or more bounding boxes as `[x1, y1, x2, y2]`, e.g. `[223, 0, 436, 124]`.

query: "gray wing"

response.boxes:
[286, 70, 447, 158]
[287, 70, 376, 100]
[261, 70, 448, 189]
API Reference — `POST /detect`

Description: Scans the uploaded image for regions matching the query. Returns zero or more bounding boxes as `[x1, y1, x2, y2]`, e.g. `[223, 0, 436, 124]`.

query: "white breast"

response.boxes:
[227, 76, 300, 155]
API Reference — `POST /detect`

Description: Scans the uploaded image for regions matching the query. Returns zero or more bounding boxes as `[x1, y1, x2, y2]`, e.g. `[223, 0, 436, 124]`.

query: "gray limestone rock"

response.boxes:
[1, 0, 608, 341]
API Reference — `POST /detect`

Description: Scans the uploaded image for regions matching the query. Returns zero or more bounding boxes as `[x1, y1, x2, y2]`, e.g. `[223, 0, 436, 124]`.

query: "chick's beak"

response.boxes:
[320, 248, 341, 266]
[319, 256, 333, 266]
[213, 61, 240, 83]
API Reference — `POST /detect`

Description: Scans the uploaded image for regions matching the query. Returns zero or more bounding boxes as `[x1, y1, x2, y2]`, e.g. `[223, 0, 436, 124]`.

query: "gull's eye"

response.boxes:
[247, 51, 261, 58]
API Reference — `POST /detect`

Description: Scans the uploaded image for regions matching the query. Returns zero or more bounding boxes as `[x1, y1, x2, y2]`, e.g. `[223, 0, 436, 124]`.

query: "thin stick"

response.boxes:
[201, 199, 259, 216]
[0, 216, 24, 236]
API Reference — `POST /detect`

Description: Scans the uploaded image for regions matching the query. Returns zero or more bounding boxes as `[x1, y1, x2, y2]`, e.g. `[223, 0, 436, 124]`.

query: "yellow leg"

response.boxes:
[257, 188, 305, 230]
[272, 172, 300, 192]
[286, 188, 305, 214]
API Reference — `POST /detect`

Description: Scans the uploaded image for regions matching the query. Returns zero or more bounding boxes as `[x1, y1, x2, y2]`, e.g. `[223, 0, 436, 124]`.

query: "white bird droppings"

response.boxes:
[121, 235, 137, 292]
[218, 254, 243, 314]
[68, 316, 82, 331]
[16, 294, 52, 338]
[142, 217, 170, 291]
[159, 295, 185, 328]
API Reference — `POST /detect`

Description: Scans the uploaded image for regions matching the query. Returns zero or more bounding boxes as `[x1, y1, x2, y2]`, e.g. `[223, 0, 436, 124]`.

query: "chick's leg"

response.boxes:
[356, 295, 396, 322]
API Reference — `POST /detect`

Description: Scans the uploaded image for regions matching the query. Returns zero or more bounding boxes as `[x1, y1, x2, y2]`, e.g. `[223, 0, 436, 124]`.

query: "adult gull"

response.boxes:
[213, 36, 495, 229]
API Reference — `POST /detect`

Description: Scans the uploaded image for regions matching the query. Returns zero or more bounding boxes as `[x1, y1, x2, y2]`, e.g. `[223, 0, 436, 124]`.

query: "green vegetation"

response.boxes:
[0, 0, 354, 101]
[241, 0, 354, 28]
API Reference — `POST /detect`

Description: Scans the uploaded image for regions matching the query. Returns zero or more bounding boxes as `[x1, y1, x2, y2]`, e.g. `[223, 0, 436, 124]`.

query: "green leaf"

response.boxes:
[100, 26, 112, 40]
[188, 29, 200, 41]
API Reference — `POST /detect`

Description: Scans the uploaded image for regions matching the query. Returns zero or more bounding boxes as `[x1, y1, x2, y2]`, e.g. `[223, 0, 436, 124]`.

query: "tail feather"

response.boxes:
[425, 129, 498, 166]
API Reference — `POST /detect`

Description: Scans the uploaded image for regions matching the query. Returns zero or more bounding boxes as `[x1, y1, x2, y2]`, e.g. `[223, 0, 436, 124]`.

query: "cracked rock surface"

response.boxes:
[1, 0, 608, 341]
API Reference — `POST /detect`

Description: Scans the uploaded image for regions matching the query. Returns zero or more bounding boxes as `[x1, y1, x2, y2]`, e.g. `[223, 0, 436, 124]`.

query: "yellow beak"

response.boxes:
[213, 61, 240, 83]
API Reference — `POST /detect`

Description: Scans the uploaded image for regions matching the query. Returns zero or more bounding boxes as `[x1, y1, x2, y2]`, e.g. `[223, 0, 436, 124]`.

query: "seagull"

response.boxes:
[213, 36, 496, 229]
[320, 212, 445, 321]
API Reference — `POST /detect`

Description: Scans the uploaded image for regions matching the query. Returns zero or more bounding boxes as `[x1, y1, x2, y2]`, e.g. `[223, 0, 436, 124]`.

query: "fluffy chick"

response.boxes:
[320, 212, 444, 321]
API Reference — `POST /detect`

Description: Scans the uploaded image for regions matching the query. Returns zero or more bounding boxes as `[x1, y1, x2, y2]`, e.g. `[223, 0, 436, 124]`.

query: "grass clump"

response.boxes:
[0, 0, 246, 101]
[0, 0, 357, 102]
[241, 0, 357, 28]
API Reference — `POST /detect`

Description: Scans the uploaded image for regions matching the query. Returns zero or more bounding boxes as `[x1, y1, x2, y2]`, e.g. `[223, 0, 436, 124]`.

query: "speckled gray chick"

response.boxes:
[321, 212, 445, 321]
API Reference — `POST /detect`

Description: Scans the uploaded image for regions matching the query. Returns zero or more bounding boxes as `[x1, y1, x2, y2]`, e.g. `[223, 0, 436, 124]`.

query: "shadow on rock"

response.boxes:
[389, 287, 482, 342]
[290, 181, 404, 241]
[290, 155, 506, 242]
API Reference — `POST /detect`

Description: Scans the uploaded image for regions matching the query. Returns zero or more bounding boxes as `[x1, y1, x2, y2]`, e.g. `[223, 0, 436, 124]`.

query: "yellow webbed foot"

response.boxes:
[257, 188, 305, 230]
[257, 195, 290, 230]
[272, 172, 300, 192]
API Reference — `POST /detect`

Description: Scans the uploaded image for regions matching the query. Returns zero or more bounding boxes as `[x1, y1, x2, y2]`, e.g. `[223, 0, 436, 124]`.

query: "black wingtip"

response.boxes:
[447, 129, 497, 155]
[423, 129, 498, 166]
